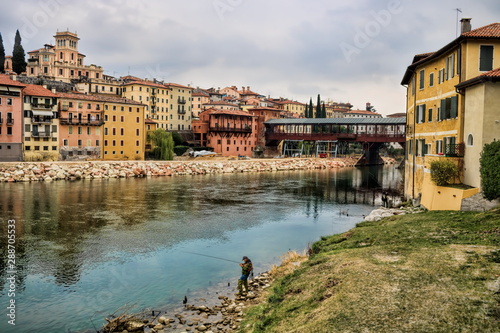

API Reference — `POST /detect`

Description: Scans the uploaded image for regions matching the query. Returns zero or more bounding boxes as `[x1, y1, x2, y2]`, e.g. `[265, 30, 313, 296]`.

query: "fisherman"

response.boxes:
[238, 256, 253, 295]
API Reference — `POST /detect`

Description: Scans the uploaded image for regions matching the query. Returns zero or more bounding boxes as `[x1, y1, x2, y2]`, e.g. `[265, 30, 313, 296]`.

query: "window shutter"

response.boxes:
[450, 96, 458, 118]
[422, 104, 426, 123]
[480, 45, 494, 71]
[440, 99, 446, 120]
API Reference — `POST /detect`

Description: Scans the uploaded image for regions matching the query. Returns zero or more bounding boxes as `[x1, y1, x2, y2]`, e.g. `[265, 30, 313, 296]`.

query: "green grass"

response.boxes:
[240, 208, 500, 333]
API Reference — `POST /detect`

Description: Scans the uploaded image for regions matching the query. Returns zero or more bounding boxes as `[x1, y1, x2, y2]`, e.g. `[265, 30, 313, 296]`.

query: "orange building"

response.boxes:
[0, 75, 25, 161]
[192, 108, 256, 157]
[248, 107, 282, 152]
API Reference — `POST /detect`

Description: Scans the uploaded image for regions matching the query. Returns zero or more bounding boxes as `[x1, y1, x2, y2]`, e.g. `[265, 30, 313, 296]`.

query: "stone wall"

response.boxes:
[461, 193, 499, 212]
[0, 158, 348, 182]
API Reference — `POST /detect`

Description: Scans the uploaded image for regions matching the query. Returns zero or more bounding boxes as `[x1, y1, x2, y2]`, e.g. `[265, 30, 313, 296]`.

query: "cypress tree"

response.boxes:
[0, 33, 5, 73]
[304, 103, 308, 118]
[12, 30, 27, 74]
[309, 98, 314, 118]
[315, 94, 322, 118]
[322, 103, 327, 118]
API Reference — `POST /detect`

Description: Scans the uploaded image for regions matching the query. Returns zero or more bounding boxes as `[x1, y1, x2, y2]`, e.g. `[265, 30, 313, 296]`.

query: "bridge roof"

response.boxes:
[265, 117, 406, 125]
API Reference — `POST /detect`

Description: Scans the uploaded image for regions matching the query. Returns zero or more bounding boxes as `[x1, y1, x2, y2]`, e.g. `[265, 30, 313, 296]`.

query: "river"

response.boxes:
[0, 165, 402, 332]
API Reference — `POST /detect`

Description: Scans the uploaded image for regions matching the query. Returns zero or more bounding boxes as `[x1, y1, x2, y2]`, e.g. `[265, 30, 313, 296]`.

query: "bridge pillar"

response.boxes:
[356, 142, 385, 166]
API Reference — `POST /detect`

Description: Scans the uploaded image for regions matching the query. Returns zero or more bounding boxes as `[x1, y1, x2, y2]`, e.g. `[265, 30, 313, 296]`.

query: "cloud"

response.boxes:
[1, 0, 499, 115]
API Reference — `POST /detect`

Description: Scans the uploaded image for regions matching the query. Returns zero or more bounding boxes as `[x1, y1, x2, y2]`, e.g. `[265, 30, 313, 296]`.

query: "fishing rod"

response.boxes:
[183, 251, 241, 263]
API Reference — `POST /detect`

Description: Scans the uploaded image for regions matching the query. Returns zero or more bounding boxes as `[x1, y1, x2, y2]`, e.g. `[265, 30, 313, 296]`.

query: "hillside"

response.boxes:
[240, 208, 500, 333]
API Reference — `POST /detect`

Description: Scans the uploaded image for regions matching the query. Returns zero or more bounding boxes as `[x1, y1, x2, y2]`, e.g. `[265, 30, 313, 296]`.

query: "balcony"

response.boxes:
[178, 97, 186, 104]
[445, 143, 465, 157]
[59, 118, 104, 126]
[6, 118, 14, 125]
[32, 131, 53, 138]
[0, 118, 2, 124]
[209, 125, 252, 133]
[31, 117, 53, 124]
[31, 103, 54, 110]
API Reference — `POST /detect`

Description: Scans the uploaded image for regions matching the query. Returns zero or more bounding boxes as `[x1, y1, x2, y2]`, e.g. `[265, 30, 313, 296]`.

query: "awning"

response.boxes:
[32, 110, 54, 116]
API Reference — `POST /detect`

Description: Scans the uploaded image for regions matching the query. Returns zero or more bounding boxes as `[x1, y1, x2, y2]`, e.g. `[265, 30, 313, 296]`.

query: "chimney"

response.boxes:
[460, 18, 472, 34]
[242, 86, 245, 92]
[247, 86, 250, 91]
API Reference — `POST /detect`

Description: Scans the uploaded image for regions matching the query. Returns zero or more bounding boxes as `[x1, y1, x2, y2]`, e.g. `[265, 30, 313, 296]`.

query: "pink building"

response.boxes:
[0, 75, 25, 161]
[192, 108, 256, 157]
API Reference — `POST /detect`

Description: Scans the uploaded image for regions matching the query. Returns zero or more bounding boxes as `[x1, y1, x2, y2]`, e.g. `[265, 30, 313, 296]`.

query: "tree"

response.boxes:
[315, 94, 322, 118]
[147, 129, 174, 160]
[308, 98, 314, 118]
[480, 140, 500, 200]
[0, 33, 5, 73]
[12, 30, 27, 74]
[322, 103, 327, 118]
[171, 131, 183, 146]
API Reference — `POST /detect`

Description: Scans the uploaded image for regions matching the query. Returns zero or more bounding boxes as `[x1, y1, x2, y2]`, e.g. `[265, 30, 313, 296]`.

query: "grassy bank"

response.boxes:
[240, 208, 500, 333]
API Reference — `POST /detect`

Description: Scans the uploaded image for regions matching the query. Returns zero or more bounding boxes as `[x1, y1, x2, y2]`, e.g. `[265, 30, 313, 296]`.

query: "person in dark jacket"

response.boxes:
[238, 256, 253, 295]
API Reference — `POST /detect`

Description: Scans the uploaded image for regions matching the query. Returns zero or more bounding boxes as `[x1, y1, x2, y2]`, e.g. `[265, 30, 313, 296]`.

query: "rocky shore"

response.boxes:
[100, 273, 274, 333]
[0, 158, 353, 183]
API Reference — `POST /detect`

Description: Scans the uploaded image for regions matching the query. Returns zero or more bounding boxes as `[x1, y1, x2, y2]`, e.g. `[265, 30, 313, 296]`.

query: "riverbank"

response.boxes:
[0, 157, 397, 183]
[239, 207, 500, 332]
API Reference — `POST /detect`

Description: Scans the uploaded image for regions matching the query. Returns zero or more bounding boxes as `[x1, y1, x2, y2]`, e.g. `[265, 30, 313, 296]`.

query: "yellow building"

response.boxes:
[121, 80, 170, 130]
[102, 96, 146, 160]
[165, 83, 193, 131]
[401, 19, 500, 209]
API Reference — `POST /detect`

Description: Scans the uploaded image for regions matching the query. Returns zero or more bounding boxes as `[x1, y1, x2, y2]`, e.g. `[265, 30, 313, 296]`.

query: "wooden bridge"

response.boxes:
[264, 117, 406, 165]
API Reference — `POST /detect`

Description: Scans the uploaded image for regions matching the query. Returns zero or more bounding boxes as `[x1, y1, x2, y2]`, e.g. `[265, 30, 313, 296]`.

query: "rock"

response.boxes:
[124, 320, 145, 331]
[196, 324, 208, 331]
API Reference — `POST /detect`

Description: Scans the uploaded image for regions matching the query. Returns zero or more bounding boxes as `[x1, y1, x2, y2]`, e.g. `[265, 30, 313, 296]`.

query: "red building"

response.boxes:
[192, 108, 256, 157]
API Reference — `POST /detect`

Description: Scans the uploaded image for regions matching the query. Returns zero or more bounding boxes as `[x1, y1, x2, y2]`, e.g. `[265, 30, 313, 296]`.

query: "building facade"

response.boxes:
[22, 84, 59, 159]
[26, 31, 104, 82]
[165, 83, 193, 131]
[0, 75, 25, 161]
[401, 19, 500, 208]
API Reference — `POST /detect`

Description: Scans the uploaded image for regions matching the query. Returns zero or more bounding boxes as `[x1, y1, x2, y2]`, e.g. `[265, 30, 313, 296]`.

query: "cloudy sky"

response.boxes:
[1, 0, 499, 115]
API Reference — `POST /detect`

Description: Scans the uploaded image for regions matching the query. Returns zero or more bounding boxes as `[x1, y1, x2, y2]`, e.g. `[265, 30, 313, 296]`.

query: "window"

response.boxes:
[429, 72, 434, 87]
[446, 53, 455, 80]
[467, 134, 474, 146]
[419, 70, 425, 89]
[7, 98, 12, 105]
[479, 45, 494, 71]
[69, 126, 73, 134]
[416, 104, 426, 124]
[78, 127, 82, 134]
[428, 108, 433, 122]
[439, 95, 458, 120]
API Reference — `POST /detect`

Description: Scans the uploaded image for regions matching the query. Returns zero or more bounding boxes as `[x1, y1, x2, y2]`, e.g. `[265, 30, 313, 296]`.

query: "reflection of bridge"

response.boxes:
[264, 118, 406, 165]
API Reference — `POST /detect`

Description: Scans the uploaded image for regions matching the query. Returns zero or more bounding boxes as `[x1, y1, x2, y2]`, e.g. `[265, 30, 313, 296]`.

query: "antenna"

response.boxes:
[455, 8, 462, 37]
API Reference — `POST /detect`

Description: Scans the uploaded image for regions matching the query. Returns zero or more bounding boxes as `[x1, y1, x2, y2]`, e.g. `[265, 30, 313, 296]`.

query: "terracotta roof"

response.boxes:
[123, 80, 168, 89]
[145, 119, 158, 124]
[247, 106, 281, 112]
[346, 109, 382, 116]
[165, 82, 193, 90]
[203, 101, 239, 107]
[203, 107, 254, 117]
[462, 22, 500, 38]
[56, 92, 145, 105]
[456, 67, 500, 90]
[23, 84, 58, 97]
[0, 74, 26, 87]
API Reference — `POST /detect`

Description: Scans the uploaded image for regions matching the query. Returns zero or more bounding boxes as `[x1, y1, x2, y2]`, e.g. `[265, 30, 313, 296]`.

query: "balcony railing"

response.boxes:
[178, 97, 186, 104]
[210, 126, 252, 133]
[32, 131, 53, 138]
[0, 118, 2, 124]
[445, 143, 465, 157]
[59, 118, 104, 126]
[6, 118, 14, 125]
[31, 103, 54, 110]
[31, 117, 53, 124]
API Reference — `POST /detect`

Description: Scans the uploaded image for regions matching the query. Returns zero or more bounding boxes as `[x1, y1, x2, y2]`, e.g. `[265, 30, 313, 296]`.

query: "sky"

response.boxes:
[1, 0, 500, 116]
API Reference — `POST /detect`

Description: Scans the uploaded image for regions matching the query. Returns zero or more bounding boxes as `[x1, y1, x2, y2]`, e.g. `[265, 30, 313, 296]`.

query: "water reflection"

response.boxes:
[0, 166, 402, 332]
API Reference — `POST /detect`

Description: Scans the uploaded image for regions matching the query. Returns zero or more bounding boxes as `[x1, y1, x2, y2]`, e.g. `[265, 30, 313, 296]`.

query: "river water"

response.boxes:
[0, 165, 402, 332]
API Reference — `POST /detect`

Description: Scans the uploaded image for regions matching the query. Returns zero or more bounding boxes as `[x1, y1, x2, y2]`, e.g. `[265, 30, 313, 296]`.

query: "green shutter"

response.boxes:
[480, 45, 494, 71]
[450, 95, 458, 118]
[440, 99, 446, 120]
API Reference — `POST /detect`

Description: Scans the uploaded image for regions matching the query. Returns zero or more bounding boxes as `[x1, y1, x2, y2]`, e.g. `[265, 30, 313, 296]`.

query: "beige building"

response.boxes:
[165, 83, 193, 131]
[121, 80, 171, 130]
[26, 31, 103, 82]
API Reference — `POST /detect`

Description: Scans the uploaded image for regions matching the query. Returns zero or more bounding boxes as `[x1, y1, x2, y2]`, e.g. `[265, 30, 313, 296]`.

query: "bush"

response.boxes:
[430, 160, 458, 186]
[173, 145, 190, 156]
[480, 140, 500, 200]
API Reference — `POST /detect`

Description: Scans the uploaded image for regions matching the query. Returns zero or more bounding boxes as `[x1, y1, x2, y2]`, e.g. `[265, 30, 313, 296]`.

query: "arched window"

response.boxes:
[467, 134, 474, 146]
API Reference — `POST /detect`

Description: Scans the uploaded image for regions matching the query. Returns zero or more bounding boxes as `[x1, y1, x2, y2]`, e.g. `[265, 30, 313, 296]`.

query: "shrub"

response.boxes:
[480, 140, 500, 200]
[430, 160, 458, 186]
[173, 145, 190, 156]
